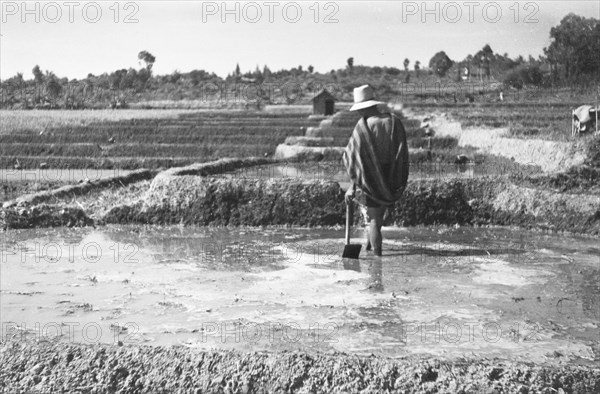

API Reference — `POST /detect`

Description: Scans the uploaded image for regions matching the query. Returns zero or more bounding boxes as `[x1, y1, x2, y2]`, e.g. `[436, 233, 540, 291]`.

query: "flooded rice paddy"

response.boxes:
[1, 225, 598, 365]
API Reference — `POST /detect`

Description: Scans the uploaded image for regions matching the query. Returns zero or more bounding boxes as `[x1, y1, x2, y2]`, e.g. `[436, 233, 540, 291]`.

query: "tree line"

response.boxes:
[1, 13, 597, 109]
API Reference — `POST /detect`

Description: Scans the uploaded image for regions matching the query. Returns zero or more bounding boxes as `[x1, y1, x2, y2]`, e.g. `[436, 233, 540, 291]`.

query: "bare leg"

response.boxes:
[361, 205, 372, 250]
[367, 207, 385, 256]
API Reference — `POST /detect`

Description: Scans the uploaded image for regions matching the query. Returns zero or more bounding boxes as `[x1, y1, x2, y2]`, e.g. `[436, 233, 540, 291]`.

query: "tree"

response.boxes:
[414, 61, 421, 78]
[120, 68, 138, 89]
[262, 65, 271, 79]
[14, 72, 24, 93]
[44, 73, 62, 102]
[109, 69, 127, 90]
[136, 68, 151, 89]
[403, 58, 410, 71]
[253, 65, 263, 80]
[544, 13, 600, 81]
[472, 45, 494, 80]
[308, 65, 314, 73]
[347, 57, 354, 72]
[189, 70, 205, 86]
[11, 72, 25, 104]
[137, 51, 156, 71]
[32, 65, 44, 84]
[168, 70, 181, 84]
[481, 45, 493, 78]
[503, 65, 543, 89]
[235, 63, 241, 77]
[429, 51, 453, 77]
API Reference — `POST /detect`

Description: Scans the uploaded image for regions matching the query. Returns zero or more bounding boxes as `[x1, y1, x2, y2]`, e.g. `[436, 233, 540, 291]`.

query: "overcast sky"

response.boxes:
[1, 1, 598, 80]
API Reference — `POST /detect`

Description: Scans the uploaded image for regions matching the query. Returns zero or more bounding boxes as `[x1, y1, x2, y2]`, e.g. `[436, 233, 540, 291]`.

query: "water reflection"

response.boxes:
[341, 258, 360, 272]
[1, 225, 598, 361]
[366, 258, 383, 292]
[341, 257, 383, 292]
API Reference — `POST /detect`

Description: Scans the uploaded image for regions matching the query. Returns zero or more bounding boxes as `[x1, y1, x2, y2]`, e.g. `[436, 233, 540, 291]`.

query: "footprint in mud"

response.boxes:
[61, 302, 94, 315]
[157, 300, 187, 312]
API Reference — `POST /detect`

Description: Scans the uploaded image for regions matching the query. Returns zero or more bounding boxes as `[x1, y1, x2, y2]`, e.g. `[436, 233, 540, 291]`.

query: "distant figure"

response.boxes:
[499, 90, 504, 102]
[343, 85, 409, 256]
[572, 105, 598, 137]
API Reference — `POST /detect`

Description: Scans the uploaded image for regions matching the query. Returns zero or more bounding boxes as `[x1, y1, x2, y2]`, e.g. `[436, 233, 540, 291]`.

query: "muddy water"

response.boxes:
[1, 226, 598, 365]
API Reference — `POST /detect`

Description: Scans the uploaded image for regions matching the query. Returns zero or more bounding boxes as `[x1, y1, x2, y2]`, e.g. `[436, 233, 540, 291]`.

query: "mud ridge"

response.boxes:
[2, 154, 600, 234]
[1, 339, 598, 393]
[2, 169, 159, 209]
[103, 177, 345, 226]
[3, 176, 599, 234]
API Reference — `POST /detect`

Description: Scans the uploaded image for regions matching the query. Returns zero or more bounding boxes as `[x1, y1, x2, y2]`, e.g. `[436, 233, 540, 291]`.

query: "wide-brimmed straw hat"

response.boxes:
[349, 85, 384, 111]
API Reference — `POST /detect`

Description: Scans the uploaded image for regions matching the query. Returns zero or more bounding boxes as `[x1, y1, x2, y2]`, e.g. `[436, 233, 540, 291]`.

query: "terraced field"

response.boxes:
[0, 111, 320, 169]
[406, 102, 587, 141]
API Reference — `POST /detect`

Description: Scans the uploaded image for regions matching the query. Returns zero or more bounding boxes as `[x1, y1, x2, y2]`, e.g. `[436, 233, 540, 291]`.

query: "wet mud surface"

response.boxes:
[2, 226, 598, 363]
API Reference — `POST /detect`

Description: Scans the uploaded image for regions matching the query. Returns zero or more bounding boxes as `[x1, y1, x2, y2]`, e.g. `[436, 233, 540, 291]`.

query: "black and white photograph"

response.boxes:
[1, 1, 599, 392]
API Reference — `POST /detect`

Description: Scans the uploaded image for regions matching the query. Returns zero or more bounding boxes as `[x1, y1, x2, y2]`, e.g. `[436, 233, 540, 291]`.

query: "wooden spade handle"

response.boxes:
[345, 201, 353, 245]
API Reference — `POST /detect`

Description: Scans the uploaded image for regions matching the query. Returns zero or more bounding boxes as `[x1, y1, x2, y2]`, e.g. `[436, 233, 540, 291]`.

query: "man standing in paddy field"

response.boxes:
[343, 85, 409, 256]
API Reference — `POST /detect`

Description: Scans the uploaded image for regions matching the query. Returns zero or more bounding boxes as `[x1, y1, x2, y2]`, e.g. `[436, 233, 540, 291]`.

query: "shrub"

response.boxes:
[503, 65, 543, 89]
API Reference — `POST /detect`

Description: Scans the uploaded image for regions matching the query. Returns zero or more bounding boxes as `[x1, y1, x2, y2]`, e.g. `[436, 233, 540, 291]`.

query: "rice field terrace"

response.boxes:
[0, 108, 466, 171]
[405, 102, 592, 141]
[0, 110, 322, 170]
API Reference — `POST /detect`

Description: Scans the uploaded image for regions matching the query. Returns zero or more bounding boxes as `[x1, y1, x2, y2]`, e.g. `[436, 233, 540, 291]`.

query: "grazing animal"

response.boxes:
[572, 105, 599, 137]
[39, 162, 48, 169]
[108, 137, 115, 144]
